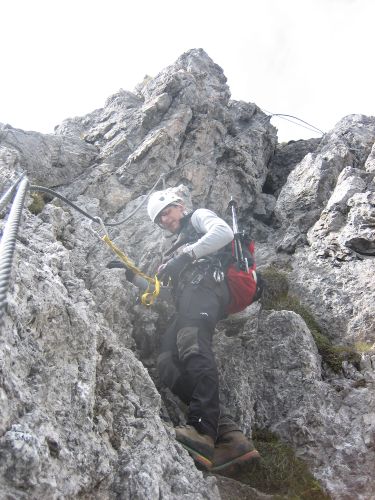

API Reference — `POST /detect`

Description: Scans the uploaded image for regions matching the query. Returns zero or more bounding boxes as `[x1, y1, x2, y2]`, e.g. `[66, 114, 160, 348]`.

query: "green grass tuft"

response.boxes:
[354, 341, 375, 354]
[260, 265, 289, 309]
[28, 192, 46, 215]
[236, 429, 331, 499]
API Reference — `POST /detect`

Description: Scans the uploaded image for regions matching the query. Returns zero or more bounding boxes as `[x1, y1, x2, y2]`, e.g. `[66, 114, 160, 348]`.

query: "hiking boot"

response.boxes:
[211, 431, 260, 472]
[175, 425, 215, 469]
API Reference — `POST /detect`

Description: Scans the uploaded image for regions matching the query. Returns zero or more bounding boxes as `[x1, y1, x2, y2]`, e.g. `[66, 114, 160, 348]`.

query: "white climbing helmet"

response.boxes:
[147, 188, 183, 223]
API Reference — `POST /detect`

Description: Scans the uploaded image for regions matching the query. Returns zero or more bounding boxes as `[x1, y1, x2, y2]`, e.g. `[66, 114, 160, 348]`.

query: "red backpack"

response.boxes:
[225, 239, 261, 314]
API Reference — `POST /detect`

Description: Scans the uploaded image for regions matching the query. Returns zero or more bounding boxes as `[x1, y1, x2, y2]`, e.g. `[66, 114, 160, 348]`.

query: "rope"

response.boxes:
[28, 186, 161, 304]
[0, 180, 160, 311]
[101, 235, 160, 305]
[0, 177, 29, 322]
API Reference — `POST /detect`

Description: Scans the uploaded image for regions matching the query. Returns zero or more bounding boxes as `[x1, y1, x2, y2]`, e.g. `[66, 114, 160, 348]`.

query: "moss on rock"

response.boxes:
[28, 192, 46, 215]
[259, 266, 361, 374]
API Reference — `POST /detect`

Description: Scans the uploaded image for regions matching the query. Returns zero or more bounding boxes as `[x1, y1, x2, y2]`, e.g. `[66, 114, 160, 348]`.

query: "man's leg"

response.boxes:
[157, 316, 185, 395]
[176, 322, 220, 437]
[172, 280, 228, 467]
[157, 316, 218, 467]
[158, 279, 241, 469]
[218, 408, 242, 438]
[175, 281, 226, 434]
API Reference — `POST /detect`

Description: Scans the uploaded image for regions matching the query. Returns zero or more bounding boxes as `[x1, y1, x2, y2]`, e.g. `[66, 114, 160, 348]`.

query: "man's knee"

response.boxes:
[176, 326, 200, 362]
[157, 351, 181, 389]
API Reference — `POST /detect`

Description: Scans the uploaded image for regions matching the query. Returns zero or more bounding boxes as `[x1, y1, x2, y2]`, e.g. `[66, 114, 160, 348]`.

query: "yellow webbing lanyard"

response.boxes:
[102, 235, 160, 306]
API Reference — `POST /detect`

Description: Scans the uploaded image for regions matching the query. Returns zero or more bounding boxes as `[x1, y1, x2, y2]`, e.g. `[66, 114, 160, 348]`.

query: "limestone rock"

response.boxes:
[0, 123, 98, 187]
[275, 114, 375, 252]
[0, 208, 219, 499]
[216, 308, 375, 499]
[55, 49, 276, 220]
[265, 137, 321, 197]
[307, 166, 375, 258]
[1, 49, 374, 499]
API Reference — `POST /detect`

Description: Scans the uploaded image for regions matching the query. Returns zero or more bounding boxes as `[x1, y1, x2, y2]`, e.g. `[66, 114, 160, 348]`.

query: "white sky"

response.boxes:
[1, 0, 374, 142]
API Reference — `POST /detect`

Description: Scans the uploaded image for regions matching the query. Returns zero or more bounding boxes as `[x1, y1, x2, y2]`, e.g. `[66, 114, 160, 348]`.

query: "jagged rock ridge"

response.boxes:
[0, 48, 374, 499]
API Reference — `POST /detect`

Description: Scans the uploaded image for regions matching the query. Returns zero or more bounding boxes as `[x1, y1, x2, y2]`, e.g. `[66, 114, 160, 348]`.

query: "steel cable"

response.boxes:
[260, 109, 324, 135]
[0, 109, 324, 324]
[30, 178, 166, 227]
[0, 174, 25, 215]
[29, 185, 101, 224]
[0, 177, 29, 321]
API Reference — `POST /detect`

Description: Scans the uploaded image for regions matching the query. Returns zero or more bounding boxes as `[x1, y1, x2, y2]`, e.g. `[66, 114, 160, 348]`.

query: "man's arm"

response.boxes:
[106, 261, 172, 300]
[182, 209, 233, 259]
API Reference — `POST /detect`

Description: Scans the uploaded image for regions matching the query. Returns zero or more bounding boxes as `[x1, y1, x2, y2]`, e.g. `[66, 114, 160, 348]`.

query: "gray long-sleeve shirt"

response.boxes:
[181, 208, 234, 260]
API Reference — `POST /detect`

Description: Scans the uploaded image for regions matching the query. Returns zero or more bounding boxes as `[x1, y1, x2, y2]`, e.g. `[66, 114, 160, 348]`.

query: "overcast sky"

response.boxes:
[1, 0, 374, 142]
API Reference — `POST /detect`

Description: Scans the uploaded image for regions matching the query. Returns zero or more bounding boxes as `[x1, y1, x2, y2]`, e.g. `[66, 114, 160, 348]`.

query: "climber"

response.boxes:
[145, 187, 260, 471]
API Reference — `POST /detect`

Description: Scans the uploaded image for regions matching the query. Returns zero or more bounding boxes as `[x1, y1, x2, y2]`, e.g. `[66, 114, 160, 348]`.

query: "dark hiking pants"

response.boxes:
[157, 276, 239, 441]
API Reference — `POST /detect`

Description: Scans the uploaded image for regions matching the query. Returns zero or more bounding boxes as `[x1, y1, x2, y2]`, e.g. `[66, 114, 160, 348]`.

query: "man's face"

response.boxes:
[158, 204, 185, 233]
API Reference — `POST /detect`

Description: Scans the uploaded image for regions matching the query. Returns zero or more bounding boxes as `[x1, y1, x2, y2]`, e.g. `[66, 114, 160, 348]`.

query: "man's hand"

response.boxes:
[106, 260, 135, 282]
[157, 253, 191, 284]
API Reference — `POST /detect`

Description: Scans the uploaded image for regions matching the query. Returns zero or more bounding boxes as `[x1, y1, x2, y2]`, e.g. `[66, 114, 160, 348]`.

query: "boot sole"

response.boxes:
[210, 449, 260, 472]
[179, 442, 213, 469]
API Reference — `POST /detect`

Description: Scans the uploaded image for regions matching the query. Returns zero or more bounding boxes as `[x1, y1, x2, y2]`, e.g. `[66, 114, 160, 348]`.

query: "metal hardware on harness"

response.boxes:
[213, 268, 225, 283]
[88, 217, 109, 240]
[191, 273, 204, 286]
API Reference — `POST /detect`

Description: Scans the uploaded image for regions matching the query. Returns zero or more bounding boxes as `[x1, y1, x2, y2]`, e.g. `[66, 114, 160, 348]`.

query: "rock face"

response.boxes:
[265, 137, 321, 197]
[0, 48, 374, 499]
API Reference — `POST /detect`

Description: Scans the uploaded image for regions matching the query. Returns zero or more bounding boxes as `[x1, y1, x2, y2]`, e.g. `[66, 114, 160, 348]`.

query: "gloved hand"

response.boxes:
[106, 260, 126, 269]
[106, 260, 135, 282]
[157, 253, 192, 284]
